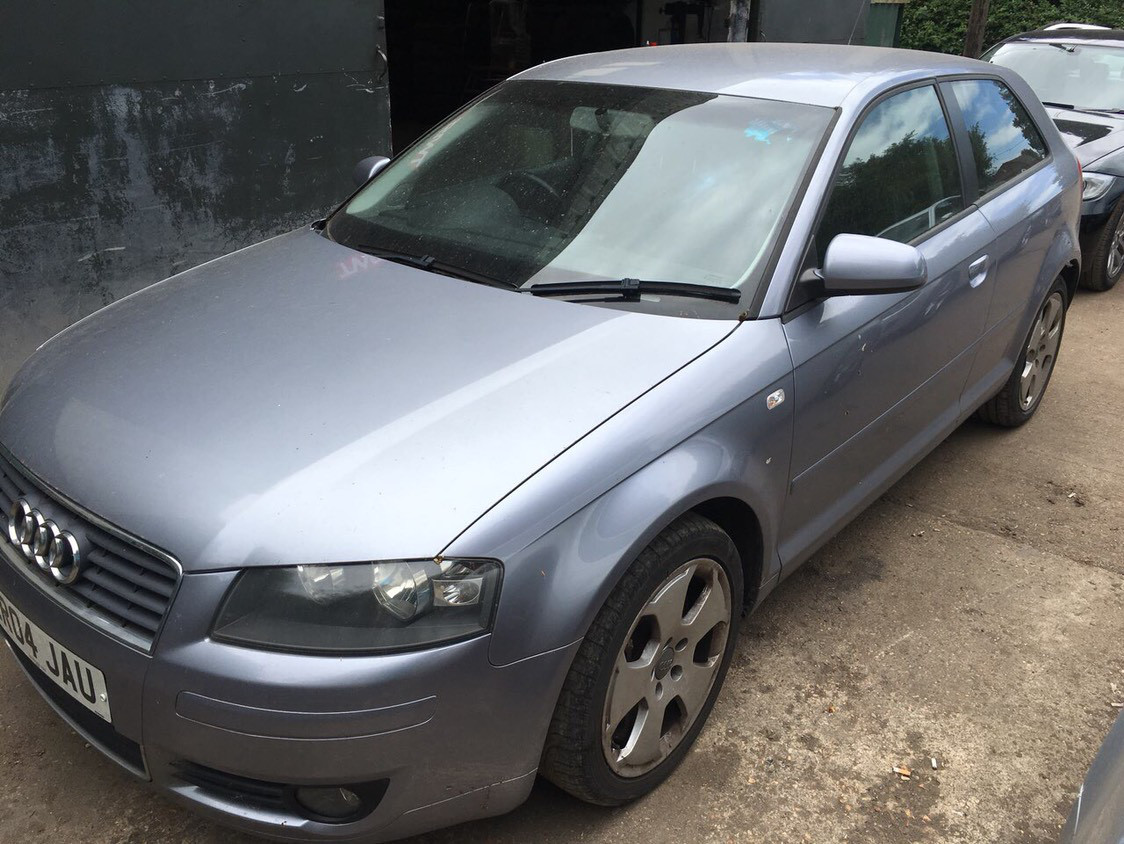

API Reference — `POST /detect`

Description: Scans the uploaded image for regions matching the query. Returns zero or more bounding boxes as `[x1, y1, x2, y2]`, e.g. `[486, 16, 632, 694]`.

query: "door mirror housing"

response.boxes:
[352, 155, 391, 187]
[818, 233, 927, 295]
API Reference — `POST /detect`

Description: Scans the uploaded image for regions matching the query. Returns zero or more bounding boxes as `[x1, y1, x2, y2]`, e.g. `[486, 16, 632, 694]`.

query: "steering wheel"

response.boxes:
[509, 171, 560, 199]
[497, 171, 563, 225]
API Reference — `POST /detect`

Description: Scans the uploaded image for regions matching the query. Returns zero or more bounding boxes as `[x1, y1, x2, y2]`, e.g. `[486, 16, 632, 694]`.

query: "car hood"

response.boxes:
[1046, 106, 1124, 169]
[0, 229, 735, 571]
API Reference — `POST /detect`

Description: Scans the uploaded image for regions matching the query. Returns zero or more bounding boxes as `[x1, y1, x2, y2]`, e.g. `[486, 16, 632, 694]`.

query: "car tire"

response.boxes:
[1081, 199, 1124, 291]
[540, 513, 743, 806]
[977, 279, 1068, 428]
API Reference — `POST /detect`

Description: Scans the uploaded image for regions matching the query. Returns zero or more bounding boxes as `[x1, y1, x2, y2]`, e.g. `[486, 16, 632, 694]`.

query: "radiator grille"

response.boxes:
[0, 449, 179, 650]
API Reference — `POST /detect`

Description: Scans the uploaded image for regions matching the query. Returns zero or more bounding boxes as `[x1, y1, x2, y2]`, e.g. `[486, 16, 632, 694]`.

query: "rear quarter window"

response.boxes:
[949, 79, 1048, 195]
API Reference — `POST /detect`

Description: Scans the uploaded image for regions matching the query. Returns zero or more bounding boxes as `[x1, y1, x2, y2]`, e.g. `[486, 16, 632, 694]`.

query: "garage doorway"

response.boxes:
[384, 0, 642, 151]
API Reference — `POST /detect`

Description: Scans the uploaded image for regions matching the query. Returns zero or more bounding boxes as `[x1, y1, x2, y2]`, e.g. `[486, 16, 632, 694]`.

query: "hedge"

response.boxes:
[900, 0, 1124, 55]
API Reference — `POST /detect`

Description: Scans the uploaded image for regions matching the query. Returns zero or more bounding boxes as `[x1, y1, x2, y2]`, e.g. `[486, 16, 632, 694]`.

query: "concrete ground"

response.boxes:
[1, 286, 1122, 844]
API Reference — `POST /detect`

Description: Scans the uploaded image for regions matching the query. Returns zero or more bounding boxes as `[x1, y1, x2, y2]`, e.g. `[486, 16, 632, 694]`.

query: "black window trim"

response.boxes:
[779, 71, 1058, 316]
[780, 77, 975, 315]
[938, 73, 1055, 208]
[743, 104, 841, 319]
[935, 81, 980, 204]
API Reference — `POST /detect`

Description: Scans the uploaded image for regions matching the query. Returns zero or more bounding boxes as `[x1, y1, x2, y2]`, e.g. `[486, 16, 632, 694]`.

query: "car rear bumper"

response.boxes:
[0, 555, 578, 842]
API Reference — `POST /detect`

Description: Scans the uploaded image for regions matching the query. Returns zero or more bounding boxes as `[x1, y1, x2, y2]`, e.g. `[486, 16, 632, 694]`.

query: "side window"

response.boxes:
[949, 79, 1048, 195]
[816, 85, 964, 256]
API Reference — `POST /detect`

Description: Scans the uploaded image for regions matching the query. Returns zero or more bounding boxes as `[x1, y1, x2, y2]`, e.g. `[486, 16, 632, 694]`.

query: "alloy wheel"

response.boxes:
[602, 557, 732, 777]
[1108, 213, 1124, 280]
[1020, 291, 1064, 410]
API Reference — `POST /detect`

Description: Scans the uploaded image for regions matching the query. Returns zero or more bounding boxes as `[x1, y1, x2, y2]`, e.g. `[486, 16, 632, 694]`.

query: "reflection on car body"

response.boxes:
[879, 195, 964, 241]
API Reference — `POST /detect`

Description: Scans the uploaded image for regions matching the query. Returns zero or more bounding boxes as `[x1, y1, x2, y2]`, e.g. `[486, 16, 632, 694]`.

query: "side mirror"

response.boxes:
[818, 233, 927, 295]
[352, 155, 391, 187]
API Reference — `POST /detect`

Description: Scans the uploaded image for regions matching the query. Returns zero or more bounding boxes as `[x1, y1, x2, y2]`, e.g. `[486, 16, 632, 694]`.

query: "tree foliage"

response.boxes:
[901, 0, 1124, 55]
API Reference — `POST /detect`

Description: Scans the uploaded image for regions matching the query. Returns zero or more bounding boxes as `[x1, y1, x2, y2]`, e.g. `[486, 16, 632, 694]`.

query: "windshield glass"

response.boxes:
[327, 80, 832, 307]
[985, 42, 1124, 111]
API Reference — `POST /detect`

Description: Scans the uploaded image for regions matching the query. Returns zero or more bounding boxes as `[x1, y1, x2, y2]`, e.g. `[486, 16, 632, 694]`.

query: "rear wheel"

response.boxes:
[541, 513, 743, 805]
[1081, 200, 1124, 291]
[977, 279, 1067, 427]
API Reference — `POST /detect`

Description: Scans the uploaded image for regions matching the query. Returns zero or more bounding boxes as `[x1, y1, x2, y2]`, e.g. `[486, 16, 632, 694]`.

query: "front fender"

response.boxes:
[442, 320, 795, 667]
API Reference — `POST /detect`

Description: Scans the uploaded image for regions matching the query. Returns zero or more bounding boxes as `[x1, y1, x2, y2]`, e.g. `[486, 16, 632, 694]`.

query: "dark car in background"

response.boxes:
[985, 28, 1124, 291]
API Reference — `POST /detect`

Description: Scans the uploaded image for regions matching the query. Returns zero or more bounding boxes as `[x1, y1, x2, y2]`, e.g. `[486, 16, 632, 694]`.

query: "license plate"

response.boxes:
[0, 587, 111, 722]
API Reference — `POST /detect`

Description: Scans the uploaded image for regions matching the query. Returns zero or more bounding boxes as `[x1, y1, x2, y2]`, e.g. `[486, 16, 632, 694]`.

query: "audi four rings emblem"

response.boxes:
[6, 498, 83, 584]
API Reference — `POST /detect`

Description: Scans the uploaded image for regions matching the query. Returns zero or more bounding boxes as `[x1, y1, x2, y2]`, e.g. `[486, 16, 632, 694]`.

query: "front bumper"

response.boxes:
[0, 555, 578, 842]
[1080, 185, 1123, 229]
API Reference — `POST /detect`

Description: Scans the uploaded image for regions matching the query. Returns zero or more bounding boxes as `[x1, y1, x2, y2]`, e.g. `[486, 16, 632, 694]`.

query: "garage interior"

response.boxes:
[383, 0, 905, 150]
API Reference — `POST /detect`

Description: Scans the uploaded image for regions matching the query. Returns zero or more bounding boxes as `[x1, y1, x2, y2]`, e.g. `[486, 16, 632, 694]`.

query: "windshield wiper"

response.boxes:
[355, 245, 436, 270]
[1084, 107, 1124, 115]
[1041, 100, 1075, 109]
[525, 277, 741, 303]
[353, 245, 515, 289]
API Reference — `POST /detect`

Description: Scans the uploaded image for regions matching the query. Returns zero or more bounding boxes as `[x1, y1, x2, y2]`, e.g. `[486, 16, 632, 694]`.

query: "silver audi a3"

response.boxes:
[0, 44, 1080, 841]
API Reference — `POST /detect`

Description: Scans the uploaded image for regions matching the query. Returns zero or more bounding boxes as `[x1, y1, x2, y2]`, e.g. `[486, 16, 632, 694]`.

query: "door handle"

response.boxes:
[968, 255, 989, 288]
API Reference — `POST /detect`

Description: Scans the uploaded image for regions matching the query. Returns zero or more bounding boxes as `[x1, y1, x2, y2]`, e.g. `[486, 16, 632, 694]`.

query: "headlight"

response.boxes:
[212, 558, 502, 654]
[1082, 171, 1115, 201]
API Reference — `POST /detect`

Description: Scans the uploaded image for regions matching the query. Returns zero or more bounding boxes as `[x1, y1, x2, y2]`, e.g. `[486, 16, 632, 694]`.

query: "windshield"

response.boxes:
[985, 42, 1124, 112]
[327, 80, 832, 309]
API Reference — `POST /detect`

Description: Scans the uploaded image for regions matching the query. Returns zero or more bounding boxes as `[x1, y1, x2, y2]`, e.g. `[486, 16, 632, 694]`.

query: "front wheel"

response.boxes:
[1081, 200, 1124, 291]
[541, 513, 743, 805]
[977, 279, 1067, 427]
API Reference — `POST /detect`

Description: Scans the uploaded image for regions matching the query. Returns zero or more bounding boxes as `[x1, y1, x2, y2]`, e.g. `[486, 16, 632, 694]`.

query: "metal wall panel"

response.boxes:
[0, 0, 386, 90]
[0, 1, 390, 390]
[761, 0, 870, 45]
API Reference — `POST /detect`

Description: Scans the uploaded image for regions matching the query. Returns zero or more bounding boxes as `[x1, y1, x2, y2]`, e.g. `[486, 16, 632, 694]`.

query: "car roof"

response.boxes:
[1041, 22, 1113, 31]
[996, 27, 1124, 49]
[514, 43, 995, 108]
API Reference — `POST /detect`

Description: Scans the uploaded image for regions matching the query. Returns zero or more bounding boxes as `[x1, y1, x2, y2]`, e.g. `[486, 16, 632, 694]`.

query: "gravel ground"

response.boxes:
[1, 286, 1121, 844]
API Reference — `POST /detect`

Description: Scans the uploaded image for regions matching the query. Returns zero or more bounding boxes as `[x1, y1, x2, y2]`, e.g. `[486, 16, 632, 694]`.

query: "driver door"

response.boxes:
[777, 83, 993, 570]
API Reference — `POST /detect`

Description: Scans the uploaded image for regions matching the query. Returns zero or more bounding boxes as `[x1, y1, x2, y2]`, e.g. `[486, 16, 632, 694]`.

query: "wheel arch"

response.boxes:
[463, 334, 794, 668]
[690, 496, 765, 611]
[484, 462, 786, 669]
[1003, 228, 1081, 365]
[1059, 257, 1080, 304]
